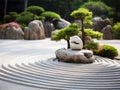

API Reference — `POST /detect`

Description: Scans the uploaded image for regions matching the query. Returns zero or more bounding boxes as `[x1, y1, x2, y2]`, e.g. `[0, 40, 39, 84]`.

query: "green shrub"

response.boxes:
[27, 6, 45, 15]
[41, 11, 61, 21]
[84, 29, 103, 40]
[83, 42, 118, 59]
[81, 1, 112, 18]
[16, 15, 33, 25]
[20, 24, 27, 30]
[37, 16, 45, 21]
[83, 42, 99, 54]
[15, 12, 34, 25]
[0, 21, 3, 24]
[113, 22, 120, 39]
[84, 42, 99, 50]
[19, 11, 34, 17]
[52, 23, 79, 41]
[98, 45, 118, 59]
[4, 12, 18, 22]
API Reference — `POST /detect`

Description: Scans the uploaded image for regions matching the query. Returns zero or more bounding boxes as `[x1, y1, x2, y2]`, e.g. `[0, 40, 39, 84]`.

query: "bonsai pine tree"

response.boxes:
[71, 8, 92, 45]
[52, 23, 80, 49]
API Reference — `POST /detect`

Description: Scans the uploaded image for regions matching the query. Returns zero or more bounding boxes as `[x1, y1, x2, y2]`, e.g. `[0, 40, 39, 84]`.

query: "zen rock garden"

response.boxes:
[0, 1, 120, 89]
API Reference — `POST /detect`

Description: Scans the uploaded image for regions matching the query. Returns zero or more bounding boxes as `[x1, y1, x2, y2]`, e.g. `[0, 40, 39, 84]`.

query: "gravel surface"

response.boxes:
[0, 39, 120, 90]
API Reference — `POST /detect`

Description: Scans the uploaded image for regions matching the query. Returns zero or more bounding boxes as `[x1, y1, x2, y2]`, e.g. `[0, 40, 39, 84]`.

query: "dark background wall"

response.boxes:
[0, 0, 24, 22]
[0, 0, 120, 23]
[0, 0, 5, 22]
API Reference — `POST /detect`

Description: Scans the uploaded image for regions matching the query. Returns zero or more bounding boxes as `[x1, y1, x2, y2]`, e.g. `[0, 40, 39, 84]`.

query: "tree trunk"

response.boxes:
[24, 0, 28, 11]
[64, 0, 70, 20]
[81, 19, 85, 45]
[4, 0, 7, 23]
[67, 40, 70, 49]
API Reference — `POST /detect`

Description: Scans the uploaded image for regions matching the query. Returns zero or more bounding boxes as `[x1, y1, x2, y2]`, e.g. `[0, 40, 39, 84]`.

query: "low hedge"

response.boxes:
[97, 45, 118, 59]
[84, 42, 118, 59]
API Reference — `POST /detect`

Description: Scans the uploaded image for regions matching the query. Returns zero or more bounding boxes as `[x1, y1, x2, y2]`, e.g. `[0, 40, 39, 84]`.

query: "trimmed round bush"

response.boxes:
[4, 12, 18, 23]
[98, 45, 118, 59]
[41, 11, 61, 21]
[19, 11, 34, 17]
[27, 6, 45, 15]
[15, 12, 34, 25]
[16, 15, 33, 25]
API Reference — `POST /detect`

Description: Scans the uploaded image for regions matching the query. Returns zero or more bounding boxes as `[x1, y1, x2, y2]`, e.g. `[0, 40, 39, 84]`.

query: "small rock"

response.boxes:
[70, 36, 83, 50]
[53, 19, 70, 29]
[101, 25, 114, 40]
[55, 48, 94, 63]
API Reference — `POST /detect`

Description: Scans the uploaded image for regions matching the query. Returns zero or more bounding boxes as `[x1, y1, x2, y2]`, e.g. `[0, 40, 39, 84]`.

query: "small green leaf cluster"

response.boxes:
[71, 8, 92, 20]
[15, 12, 34, 25]
[52, 23, 80, 41]
[84, 42, 99, 51]
[4, 12, 19, 23]
[113, 22, 120, 39]
[84, 29, 103, 40]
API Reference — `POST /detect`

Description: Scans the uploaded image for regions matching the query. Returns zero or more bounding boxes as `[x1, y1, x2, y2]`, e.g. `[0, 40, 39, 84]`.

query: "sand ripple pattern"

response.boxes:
[0, 56, 120, 89]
